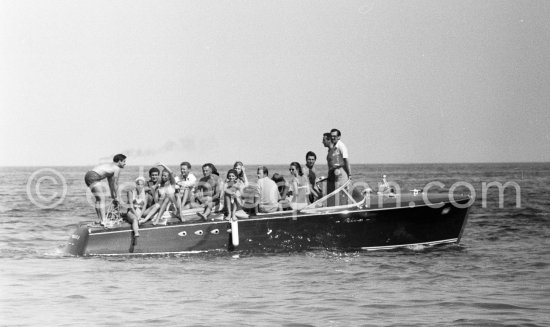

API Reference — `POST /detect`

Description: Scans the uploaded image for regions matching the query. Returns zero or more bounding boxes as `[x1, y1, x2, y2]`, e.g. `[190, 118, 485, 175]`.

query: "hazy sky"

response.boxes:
[1, 0, 549, 166]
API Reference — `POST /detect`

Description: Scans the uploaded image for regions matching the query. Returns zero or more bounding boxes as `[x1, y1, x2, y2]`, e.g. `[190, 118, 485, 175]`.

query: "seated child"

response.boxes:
[223, 169, 244, 220]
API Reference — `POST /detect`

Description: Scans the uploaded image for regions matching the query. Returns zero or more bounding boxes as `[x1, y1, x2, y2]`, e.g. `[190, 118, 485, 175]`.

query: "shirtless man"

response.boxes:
[145, 167, 161, 207]
[192, 163, 222, 220]
[84, 154, 127, 225]
[305, 151, 322, 203]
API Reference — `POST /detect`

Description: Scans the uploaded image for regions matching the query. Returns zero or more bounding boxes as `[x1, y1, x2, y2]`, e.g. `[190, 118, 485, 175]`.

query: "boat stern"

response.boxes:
[63, 224, 90, 256]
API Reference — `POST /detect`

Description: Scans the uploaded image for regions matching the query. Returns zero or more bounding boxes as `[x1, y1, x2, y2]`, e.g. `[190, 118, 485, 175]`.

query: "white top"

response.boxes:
[335, 140, 349, 159]
[256, 177, 279, 206]
[175, 173, 197, 191]
[290, 175, 310, 204]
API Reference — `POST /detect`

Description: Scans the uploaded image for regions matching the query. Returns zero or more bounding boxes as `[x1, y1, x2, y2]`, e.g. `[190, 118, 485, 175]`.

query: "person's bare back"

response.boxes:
[91, 163, 120, 180]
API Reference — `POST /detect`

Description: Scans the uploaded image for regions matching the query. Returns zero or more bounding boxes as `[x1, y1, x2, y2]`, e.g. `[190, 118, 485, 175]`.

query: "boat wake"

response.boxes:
[404, 243, 429, 251]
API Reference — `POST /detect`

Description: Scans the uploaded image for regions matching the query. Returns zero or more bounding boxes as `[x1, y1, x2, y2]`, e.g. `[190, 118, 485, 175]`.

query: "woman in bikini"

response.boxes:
[153, 163, 177, 225]
[139, 163, 177, 225]
[125, 176, 147, 237]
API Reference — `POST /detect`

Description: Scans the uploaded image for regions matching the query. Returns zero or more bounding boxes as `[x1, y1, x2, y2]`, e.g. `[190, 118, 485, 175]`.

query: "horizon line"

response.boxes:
[1, 160, 549, 168]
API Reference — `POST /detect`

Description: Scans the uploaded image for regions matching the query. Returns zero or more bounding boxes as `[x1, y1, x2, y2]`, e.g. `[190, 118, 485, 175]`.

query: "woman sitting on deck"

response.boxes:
[233, 161, 249, 186]
[139, 163, 177, 225]
[222, 169, 244, 220]
[125, 176, 147, 237]
[288, 162, 310, 211]
[153, 163, 178, 225]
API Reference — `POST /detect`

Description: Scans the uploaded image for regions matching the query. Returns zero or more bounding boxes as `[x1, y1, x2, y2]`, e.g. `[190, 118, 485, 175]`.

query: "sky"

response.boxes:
[1, 0, 549, 166]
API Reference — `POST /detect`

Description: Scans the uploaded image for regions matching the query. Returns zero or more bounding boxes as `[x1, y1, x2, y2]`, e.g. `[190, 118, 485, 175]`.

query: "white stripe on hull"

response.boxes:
[361, 238, 458, 251]
[89, 250, 212, 256]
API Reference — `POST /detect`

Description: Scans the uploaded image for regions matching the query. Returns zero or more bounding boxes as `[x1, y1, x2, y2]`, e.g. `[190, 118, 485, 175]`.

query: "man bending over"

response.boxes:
[84, 154, 127, 225]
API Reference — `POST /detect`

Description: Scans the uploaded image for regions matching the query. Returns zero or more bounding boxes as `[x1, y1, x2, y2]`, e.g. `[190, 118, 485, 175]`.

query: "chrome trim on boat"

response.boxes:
[89, 250, 213, 256]
[361, 238, 458, 251]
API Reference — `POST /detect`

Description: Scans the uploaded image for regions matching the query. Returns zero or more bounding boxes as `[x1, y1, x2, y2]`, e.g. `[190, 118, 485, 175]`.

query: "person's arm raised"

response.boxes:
[156, 162, 171, 172]
[156, 162, 176, 184]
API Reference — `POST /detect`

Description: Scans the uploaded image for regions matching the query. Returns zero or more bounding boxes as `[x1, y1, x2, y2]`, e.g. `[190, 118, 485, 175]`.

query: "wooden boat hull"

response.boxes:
[64, 193, 471, 256]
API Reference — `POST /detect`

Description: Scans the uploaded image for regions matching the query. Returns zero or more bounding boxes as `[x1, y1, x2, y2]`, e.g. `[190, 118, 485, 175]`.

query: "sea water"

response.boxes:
[0, 163, 548, 326]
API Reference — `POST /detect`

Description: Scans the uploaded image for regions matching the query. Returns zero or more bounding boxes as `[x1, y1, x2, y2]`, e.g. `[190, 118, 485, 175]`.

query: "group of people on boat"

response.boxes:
[84, 129, 351, 237]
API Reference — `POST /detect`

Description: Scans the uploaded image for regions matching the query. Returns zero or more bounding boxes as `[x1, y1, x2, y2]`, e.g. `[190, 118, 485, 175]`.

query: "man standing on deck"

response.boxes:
[305, 151, 322, 203]
[323, 131, 348, 206]
[330, 128, 351, 178]
[323, 133, 336, 206]
[330, 129, 350, 205]
[84, 154, 127, 225]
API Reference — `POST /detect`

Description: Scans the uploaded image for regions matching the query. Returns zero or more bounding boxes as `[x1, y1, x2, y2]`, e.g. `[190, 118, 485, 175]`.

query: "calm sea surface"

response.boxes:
[0, 163, 549, 326]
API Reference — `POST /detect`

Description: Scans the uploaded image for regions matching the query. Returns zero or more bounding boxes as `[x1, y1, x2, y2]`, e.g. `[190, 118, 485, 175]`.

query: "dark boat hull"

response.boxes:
[64, 194, 471, 256]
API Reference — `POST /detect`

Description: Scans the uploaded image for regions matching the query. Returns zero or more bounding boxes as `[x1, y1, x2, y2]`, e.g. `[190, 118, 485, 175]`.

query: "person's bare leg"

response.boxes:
[141, 203, 160, 224]
[127, 212, 140, 237]
[91, 184, 106, 224]
[180, 189, 190, 210]
[224, 195, 231, 219]
[204, 201, 213, 219]
[231, 200, 237, 219]
[155, 198, 170, 225]
[175, 193, 184, 221]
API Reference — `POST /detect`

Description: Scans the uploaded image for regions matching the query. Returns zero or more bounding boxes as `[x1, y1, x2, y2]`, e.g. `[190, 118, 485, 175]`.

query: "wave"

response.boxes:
[0, 205, 12, 213]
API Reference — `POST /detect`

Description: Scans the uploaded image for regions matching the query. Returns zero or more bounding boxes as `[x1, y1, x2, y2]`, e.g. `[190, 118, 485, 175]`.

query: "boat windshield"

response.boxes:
[301, 179, 362, 212]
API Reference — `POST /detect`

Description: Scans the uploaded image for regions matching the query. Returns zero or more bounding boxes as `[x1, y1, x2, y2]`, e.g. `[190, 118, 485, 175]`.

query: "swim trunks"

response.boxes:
[84, 171, 103, 187]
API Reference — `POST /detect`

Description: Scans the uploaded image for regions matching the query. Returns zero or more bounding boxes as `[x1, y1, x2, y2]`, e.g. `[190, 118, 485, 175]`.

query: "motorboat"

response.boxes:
[63, 178, 471, 256]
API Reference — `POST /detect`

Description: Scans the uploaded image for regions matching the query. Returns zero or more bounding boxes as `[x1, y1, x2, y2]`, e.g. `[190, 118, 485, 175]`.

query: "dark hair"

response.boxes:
[272, 173, 288, 197]
[272, 173, 284, 184]
[306, 151, 316, 160]
[160, 169, 173, 185]
[323, 132, 331, 140]
[180, 162, 191, 169]
[290, 162, 303, 176]
[227, 169, 238, 179]
[148, 167, 160, 176]
[330, 128, 341, 137]
[257, 166, 268, 176]
[233, 161, 244, 178]
[202, 163, 219, 176]
[113, 154, 126, 163]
